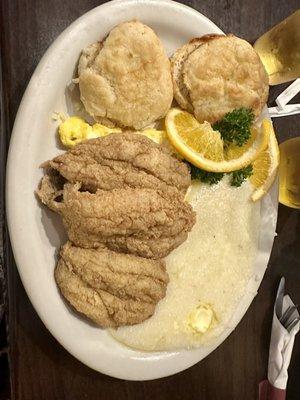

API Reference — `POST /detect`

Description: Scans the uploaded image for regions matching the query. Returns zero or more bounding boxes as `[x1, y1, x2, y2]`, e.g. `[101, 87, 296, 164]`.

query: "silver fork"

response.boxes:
[280, 305, 298, 325]
[277, 278, 300, 333]
[286, 317, 300, 333]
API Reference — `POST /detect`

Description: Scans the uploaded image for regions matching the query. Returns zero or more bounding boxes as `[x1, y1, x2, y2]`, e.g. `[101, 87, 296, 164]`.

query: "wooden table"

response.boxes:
[1, 1, 300, 399]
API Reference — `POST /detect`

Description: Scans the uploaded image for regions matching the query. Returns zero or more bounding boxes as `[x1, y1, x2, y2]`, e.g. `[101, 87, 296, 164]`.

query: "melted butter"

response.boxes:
[184, 181, 201, 203]
[188, 303, 215, 334]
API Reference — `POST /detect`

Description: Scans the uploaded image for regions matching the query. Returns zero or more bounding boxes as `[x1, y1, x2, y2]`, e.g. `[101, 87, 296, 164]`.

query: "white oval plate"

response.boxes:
[6, 0, 278, 380]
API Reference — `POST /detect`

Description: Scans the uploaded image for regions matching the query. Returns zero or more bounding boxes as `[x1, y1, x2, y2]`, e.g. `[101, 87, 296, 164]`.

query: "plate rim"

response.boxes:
[5, 0, 278, 381]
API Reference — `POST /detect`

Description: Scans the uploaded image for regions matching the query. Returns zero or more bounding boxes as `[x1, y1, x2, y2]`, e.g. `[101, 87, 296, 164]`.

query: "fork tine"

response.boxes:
[276, 277, 285, 318]
[280, 305, 298, 327]
[286, 318, 300, 333]
[284, 307, 299, 328]
[279, 305, 292, 323]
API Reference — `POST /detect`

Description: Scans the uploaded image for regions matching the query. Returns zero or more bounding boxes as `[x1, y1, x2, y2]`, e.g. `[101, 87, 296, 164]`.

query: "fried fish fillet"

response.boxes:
[37, 177, 196, 259]
[182, 35, 269, 123]
[55, 242, 169, 327]
[43, 133, 191, 194]
[78, 20, 173, 129]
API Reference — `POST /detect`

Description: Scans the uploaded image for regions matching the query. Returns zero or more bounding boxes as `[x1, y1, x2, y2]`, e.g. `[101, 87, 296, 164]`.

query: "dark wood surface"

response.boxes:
[1, 1, 300, 399]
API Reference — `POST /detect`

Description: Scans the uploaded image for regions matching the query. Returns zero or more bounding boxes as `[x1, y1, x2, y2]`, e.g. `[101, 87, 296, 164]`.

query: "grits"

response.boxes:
[110, 176, 260, 350]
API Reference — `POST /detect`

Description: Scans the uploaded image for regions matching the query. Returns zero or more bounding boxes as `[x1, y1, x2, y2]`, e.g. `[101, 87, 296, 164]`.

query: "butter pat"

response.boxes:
[188, 303, 215, 334]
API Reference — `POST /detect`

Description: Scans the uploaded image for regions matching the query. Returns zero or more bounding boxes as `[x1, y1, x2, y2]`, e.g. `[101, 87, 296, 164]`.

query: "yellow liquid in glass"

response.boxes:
[279, 137, 300, 209]
[254, 10, 300, 85]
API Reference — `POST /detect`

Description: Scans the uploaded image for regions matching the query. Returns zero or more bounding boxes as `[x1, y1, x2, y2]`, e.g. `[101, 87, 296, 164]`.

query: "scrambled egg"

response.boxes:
[59, 117, 121, 148]
[58, 116, 168, 149]
[92, 123, 122, 138]
[139, 128, 167, 145]
[187, 303, 216, 334]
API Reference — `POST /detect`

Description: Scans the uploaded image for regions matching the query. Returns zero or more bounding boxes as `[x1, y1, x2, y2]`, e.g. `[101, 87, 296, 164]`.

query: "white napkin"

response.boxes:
[268, 279, 300, 390]
[275, 79, 300, 109]
[268, 78, 300, 117]
[268, 104, 300, 118]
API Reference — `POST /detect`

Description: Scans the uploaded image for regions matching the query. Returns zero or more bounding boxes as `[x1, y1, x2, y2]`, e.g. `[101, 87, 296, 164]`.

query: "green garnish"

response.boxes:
[212, 108, 254, 147]
[189, 163, 224, 185]
[188, 108, 255, 186]
[230, 165, 253, 187]
[189, 163, 253, 187]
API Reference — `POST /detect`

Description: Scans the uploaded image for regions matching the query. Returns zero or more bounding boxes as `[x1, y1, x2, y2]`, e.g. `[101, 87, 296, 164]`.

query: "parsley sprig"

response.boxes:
[212, 108, 254, 147]
[230, 165, 253, 187]
[189, 164, 253, 188]
[188, 108, 255, 187]
[190, 164, 224, 185]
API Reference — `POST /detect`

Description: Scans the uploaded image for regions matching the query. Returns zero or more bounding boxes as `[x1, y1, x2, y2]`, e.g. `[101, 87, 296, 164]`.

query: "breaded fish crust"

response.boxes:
[55, 242, 169, 327]
[43, 133, 191, 194]
[37, 178, 196, 259]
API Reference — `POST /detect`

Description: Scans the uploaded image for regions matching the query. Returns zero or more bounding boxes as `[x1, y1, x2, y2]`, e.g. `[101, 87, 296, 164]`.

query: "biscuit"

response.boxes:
[78, 21, 173, 129]
[171, 35, 221, 112]
[183, 35, 269, 123]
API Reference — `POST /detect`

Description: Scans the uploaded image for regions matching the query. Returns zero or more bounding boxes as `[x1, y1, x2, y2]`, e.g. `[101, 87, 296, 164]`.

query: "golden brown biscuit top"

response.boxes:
[78, 21, 173, 129]
[183, 35, 269, 123]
